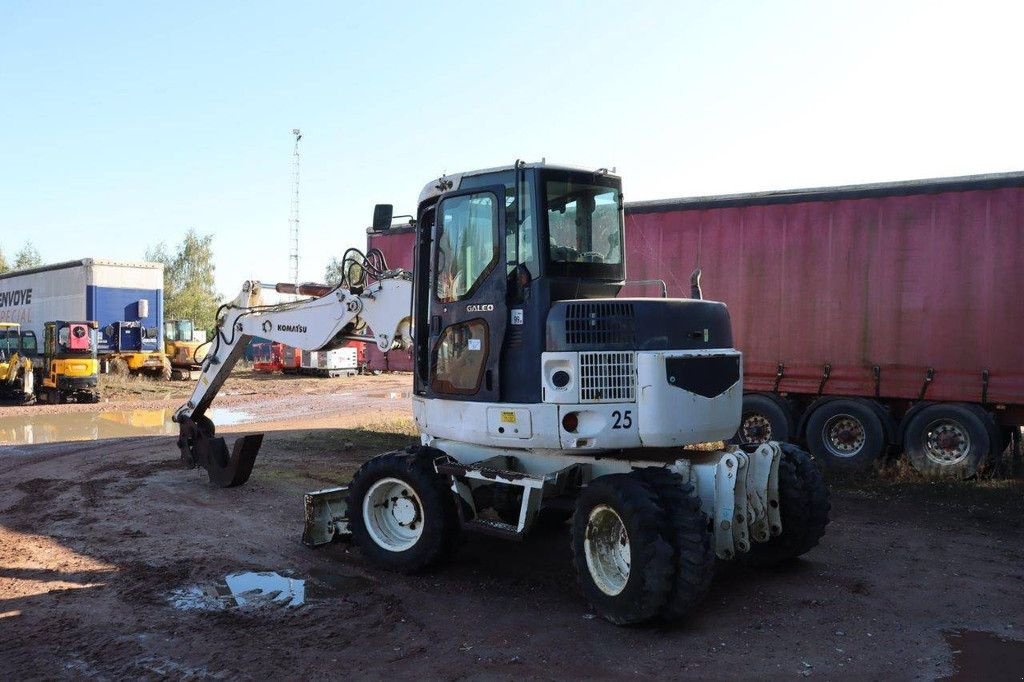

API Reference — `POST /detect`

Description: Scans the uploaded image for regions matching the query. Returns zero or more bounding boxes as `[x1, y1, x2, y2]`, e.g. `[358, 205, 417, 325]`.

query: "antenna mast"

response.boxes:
[288, 128, 302, 284]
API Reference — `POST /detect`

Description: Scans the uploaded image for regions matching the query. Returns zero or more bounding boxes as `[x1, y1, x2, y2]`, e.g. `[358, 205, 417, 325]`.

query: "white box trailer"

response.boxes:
[0, 259, 164, 355]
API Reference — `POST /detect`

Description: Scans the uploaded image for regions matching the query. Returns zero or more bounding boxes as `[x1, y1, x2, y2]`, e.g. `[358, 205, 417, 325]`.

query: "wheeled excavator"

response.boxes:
[174, 162, 830, 625]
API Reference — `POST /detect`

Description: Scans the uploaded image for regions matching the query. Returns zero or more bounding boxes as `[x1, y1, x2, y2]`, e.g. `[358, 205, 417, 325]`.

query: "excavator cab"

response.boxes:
[411, 165, 627, 405]
[164, 318, 208, 379]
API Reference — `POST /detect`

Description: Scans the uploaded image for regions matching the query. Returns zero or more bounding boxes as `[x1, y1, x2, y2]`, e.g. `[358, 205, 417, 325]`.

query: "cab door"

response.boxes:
[425, 186, 506, 402]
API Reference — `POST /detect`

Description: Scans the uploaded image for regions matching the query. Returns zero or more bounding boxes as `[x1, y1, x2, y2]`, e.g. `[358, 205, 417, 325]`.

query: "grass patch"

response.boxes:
[99, 373, 181, 399]
[829, 465, 1024, 513]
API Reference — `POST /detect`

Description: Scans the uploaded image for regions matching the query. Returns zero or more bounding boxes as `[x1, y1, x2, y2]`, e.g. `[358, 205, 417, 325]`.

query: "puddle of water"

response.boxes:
[0, 406, 253, 447]
[943, 630, 1024, 681]
[169, 570, 369, 612]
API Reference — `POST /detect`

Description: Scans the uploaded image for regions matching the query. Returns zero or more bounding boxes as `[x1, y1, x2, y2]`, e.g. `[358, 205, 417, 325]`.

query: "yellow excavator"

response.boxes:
[37, 321, 101, 404]
[0, 322, 36, 404]
[163, 319, 208, 380]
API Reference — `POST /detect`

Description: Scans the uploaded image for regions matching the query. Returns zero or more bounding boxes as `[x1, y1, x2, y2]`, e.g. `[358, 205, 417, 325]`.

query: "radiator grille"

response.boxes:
[565, 302, 636, 346]
[579, 351, 636, 403]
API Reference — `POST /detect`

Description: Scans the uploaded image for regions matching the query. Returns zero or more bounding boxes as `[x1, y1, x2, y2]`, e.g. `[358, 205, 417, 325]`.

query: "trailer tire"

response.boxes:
[738, 444, 830, 566]
[805, 399, 886, 472]
[732, 394, 792, 445]
[963, 404, 1003, 464]
[634, 468, 715, 623]
[571, 474, 674, 625]
[347, 447, 460, 573]
[904, 404, 990, 479]
[159, 357, 172, 381]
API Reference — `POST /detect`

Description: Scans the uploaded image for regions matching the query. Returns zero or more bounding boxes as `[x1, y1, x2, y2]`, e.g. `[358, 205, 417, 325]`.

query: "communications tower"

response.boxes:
[288, 128, 302, 284]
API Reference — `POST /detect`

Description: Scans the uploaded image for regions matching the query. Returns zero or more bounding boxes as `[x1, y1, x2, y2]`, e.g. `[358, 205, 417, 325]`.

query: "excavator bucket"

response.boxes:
[177, 417, 263, 488]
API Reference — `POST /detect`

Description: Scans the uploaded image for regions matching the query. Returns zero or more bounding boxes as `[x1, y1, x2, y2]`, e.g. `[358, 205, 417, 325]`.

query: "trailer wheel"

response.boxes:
[159, 357, 172, 381]
[733, 394, 792, 445]
[805, 399, 886, 472]
[571, 474, 674, 625]
[634, 468, 715, 623]
[108, 358, 129, 376]
[963, 404, 1003, 463]
[347, 447, 460, 573]
[904, 404, 990, 479]
[738, 444, 830, 567]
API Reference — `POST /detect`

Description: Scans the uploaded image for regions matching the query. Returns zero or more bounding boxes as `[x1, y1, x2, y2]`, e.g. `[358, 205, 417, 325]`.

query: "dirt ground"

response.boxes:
[2, 371, 1023, 680]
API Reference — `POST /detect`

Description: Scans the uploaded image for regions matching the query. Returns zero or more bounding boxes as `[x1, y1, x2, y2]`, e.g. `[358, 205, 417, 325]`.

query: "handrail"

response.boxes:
[620, 279, 668, 298]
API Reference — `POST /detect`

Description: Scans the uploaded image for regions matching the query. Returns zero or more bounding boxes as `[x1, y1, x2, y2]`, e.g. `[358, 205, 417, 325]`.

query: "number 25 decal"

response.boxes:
[611, 410, 633, 429]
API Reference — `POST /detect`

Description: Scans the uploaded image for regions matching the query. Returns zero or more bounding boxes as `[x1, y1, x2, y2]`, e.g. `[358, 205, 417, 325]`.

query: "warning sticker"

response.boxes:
[500, 411, 517, 423]
[468, 339, 482, 351]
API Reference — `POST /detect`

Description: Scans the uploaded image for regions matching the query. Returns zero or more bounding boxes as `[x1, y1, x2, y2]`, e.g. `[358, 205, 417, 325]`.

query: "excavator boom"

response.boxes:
[175, 273, 413, 486]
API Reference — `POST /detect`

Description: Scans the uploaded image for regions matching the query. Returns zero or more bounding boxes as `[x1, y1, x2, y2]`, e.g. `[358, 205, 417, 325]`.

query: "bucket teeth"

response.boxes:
[178, 418, 262, 487]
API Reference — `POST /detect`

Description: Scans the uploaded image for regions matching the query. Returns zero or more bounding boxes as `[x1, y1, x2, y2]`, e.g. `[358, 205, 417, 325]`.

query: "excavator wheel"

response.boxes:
[346, 447, 460, 574]
[633, 467, 715, 623]
[737, 443, 830, 567]
[571, 473, 675, 625]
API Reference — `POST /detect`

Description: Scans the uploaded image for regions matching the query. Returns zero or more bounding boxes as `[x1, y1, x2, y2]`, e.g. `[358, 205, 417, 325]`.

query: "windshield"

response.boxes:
[165, 320, 194, 342]
[543, 173, 624, 278]
[0, 327, 20, 359]
[176, 320, 194, 342]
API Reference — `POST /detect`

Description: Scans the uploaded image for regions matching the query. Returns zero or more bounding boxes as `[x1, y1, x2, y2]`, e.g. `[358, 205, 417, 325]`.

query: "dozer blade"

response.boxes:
[302, 486, 350, 547]
[177, 418, 263, 488]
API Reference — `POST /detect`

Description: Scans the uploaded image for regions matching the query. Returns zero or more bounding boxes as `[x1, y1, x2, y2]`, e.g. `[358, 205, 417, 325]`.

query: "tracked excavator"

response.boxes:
[174, 162, 829, 625]
[0, 322, 35, 403]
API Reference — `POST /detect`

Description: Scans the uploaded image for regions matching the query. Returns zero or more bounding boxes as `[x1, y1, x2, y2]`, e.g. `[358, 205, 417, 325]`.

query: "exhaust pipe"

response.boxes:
[690, 268, 703, 300]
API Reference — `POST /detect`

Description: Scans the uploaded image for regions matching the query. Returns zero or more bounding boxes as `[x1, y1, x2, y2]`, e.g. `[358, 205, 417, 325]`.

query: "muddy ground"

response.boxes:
[1, 371, 1023, 680]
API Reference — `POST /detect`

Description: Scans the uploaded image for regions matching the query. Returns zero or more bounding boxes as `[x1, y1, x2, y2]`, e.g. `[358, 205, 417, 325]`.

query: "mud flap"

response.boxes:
[302, 487, 350, 547]
[178, 418, 262, 488]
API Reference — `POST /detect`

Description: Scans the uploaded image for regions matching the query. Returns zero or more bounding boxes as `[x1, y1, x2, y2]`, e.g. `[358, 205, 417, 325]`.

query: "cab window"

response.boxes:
[435, 192, 498, 302]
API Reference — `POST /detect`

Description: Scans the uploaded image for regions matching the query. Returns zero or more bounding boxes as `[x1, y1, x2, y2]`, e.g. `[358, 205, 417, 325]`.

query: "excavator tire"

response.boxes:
[571, 474, 674, 625]
[347, 447, 460, 573]
[737, 443, 830, 567]
[108, 358, 130, 377]
[634, 467, 715, 623]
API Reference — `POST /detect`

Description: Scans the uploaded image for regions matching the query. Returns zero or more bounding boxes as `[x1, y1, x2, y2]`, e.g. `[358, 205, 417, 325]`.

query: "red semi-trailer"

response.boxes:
[366, 169, 1024, 478]
[625, 171, 1024, 478]
[365, 226, 415, 373]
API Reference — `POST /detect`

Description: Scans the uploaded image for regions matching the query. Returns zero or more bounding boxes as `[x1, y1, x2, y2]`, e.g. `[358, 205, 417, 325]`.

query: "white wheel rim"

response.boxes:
[362, 477, 424, 552]
[584, 504, 631, 596]
[924, 419, 971, 466]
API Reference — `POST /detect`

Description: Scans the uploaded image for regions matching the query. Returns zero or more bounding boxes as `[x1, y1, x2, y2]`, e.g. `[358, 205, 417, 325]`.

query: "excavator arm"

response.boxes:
[174, 273, 413, 487]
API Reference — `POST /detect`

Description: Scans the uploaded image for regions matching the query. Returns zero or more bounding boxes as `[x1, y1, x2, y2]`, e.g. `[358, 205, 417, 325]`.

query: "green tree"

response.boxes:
[13, 242, 42, 270]
[146, 229, 220, 334]
[0, 247, 9, 274]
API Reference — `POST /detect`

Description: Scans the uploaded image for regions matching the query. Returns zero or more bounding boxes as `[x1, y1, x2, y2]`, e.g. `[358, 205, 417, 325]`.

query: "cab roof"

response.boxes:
[418, 161, 620, 206]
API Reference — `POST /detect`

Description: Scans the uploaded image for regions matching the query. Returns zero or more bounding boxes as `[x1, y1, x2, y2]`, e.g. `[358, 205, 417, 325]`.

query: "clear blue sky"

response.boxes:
[2, 1, 1022, 293]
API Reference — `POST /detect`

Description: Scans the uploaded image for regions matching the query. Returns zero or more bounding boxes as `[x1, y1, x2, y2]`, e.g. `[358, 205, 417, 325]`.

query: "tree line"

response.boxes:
[0, 243, 43, 274]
